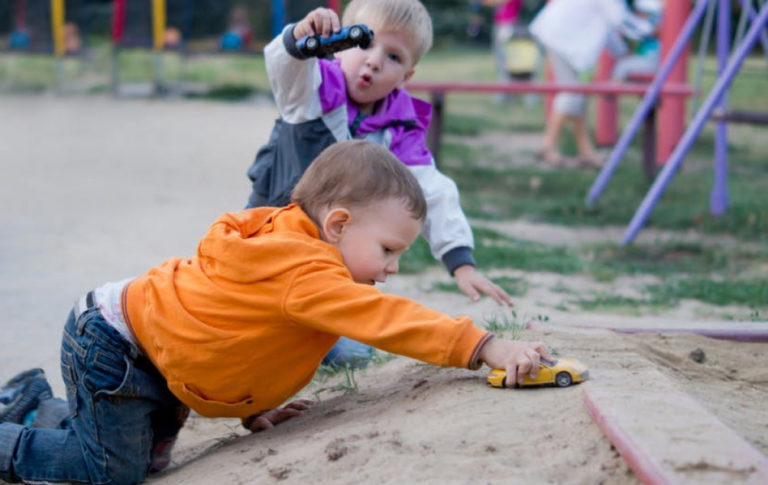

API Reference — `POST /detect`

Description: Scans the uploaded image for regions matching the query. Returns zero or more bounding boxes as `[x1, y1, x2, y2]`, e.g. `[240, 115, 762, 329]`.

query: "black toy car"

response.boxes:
[295, 24, 374, 58]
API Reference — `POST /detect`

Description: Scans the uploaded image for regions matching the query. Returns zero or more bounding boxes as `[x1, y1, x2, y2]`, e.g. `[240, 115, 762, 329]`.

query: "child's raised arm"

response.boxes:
[478, 338, 553, 386]
[293, 7, 341, 40]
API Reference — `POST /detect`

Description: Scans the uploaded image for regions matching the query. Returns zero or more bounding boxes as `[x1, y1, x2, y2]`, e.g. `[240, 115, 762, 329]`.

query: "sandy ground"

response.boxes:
[1, 95, 766, 484]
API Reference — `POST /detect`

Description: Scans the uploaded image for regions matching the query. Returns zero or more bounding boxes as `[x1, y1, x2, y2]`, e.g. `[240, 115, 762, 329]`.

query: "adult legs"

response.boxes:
[542, 49, 597, 166]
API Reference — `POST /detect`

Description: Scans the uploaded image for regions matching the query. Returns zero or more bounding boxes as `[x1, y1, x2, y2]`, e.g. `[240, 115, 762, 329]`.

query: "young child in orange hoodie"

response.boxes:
[0, 140, 551, 484]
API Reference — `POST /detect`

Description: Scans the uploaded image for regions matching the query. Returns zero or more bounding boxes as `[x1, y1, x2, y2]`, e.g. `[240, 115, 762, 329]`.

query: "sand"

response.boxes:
[1, 95, 766, 484]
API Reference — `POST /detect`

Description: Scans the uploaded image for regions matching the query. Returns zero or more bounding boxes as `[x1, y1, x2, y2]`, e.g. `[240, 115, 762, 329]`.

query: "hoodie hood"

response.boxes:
[196, 204, 346, 284]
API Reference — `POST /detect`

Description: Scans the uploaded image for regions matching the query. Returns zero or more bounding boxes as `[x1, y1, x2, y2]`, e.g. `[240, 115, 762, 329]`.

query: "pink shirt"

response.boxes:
[495, 0, 522, 25]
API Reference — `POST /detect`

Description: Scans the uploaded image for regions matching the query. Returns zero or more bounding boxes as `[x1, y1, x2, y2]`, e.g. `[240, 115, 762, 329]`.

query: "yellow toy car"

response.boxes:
[486, 357, 589, 388]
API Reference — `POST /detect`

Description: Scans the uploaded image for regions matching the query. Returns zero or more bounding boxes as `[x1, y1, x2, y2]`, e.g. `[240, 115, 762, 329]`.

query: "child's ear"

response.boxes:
[398, 68, 416, 88]
[322, 208, 352, 243]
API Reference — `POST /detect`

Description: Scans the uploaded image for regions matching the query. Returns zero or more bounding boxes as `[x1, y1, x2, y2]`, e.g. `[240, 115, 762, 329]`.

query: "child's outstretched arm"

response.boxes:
[478, 338, 553, 386]
[293, 7, 341, 40]
[454, 264, 514, 307]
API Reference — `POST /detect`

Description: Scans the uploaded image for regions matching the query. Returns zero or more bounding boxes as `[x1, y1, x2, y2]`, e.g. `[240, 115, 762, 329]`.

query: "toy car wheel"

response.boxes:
[305, 37, 319, 51]
[555, 372, 572, 387]
[349, 26, 362, 40]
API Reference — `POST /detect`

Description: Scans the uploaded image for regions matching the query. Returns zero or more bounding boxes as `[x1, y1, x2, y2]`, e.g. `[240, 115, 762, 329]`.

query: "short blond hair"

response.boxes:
[292, 140, 427, 224]
[342, 0, 433, 63]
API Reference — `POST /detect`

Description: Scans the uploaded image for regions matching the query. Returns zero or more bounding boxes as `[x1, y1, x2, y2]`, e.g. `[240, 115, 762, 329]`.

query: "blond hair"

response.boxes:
[342, 0, 433, 63]
[292, 140, 427, 224]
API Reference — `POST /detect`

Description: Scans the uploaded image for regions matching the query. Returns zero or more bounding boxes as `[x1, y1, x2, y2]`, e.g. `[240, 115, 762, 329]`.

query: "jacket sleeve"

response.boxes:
[599, 0, 630, 28]
[283, 262, 491, 369]
[409, 162, 475, 272]
[264, 24, 324, 124]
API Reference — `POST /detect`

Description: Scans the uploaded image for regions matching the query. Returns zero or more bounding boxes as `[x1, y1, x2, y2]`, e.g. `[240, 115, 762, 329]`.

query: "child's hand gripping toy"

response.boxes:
[296, 24, 374, 58]
[487, 357, 589, 388]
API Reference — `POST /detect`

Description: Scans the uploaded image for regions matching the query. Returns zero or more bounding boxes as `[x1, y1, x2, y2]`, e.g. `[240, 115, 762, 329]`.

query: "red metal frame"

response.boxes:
[112, 0, 126, 45]
[657, 0, 691, 165]
[14, 0, 26, 29]
[406, 81, 694, 96]
[594, 0, 693, 164]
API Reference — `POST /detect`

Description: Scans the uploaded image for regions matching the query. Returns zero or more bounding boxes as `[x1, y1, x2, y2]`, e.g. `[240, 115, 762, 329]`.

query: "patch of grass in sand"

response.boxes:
[370, 349, 399, 365]
[575, 278, 768, 313]
[482, 310, 549, 339]
[723, 308, 765, 322]
[472, 227, 584, 274]
[648, 277, 768, 308]
[400, 226, 584, 275]
[311, 363, 360, 398]
[550, 281, 574, 294]
[454, 225, 767, 311]
[482, 310, 525, 338]
[583, 241, 768, 279]
[309, 350, 402, 399]
[572, 292, 675, 315]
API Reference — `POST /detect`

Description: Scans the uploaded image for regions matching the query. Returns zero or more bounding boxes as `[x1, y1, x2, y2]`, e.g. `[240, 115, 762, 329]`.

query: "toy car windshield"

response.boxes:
[295, 24, 374, 58]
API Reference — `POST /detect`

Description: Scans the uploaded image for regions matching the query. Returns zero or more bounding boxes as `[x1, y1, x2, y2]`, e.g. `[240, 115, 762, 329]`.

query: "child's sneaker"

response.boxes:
[0, 369, 53, 425]
[149, 436, 177, 473]
[0, 368, 45, 403]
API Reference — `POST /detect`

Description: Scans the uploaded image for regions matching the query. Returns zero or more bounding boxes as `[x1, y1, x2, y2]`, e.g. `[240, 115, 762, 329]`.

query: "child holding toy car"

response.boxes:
[245, 0, 514, 368]
[0, 140, 551, 484]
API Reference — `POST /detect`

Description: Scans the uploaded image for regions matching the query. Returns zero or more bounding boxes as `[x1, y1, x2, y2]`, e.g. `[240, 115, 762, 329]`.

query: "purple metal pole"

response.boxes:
[743, 0, 768, 68]
[622, 1, 768, 245]
[710, 0, 730, 215]
[585, 0, 711, 207]
[749, 0, 768, 69]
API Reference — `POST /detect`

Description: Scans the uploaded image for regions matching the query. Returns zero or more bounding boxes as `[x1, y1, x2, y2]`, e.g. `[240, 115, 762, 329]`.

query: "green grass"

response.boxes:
[573, 278, 768, 314]
[401, 226, 584, 275]
[585, 241, 768, 280]
[481, 310, 525, 337]
[572, 292, 675, 315]
[403, 222, 768, 309]
[649, 278, 768, 308]
[440, 127, 768, 242]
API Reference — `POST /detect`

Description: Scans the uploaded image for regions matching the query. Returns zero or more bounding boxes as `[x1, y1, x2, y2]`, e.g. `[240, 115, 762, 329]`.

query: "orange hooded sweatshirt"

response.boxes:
[123, 204, 491, 418]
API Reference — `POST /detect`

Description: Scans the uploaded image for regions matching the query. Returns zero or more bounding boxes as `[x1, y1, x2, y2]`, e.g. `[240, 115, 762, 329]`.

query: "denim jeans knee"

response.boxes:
[322, 337, 373, 369]
[0, 306, 182, 484]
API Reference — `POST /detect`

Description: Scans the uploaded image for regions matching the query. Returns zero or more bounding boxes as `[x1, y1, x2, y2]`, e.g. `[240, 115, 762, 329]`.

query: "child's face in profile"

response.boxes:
[336, 30, 416, 115]
[333, 197, 421, 285]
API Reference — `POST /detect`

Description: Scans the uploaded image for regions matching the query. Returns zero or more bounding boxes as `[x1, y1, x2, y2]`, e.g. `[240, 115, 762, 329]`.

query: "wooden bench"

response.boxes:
[406, 81, 695, 180]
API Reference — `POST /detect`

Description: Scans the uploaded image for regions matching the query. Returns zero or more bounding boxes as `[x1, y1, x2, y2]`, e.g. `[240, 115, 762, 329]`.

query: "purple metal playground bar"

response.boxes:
[622, 1, 768, 244]
[742, 0, 768, 66]
[585, 0, 711, 207]
[710, 0, 730, 216]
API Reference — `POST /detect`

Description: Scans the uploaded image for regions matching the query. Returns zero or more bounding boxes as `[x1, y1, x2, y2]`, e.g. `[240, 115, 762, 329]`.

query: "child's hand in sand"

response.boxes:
[241, 399, 314, 432]
[479, 338, 552, 386]
[293, 7, 341, 39]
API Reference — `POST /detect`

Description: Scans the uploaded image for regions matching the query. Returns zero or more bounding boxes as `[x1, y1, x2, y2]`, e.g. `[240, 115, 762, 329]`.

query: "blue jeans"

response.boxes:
[321, 337, 373, 369]
[0, 306, 184, 484]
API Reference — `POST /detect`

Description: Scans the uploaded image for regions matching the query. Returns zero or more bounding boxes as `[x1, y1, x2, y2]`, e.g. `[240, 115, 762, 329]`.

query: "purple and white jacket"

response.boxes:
[246, 25, 474, 273]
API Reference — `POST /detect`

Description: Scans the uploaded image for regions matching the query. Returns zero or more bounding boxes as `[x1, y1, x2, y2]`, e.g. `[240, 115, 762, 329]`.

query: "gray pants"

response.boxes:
[548, 49, 588, 117]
